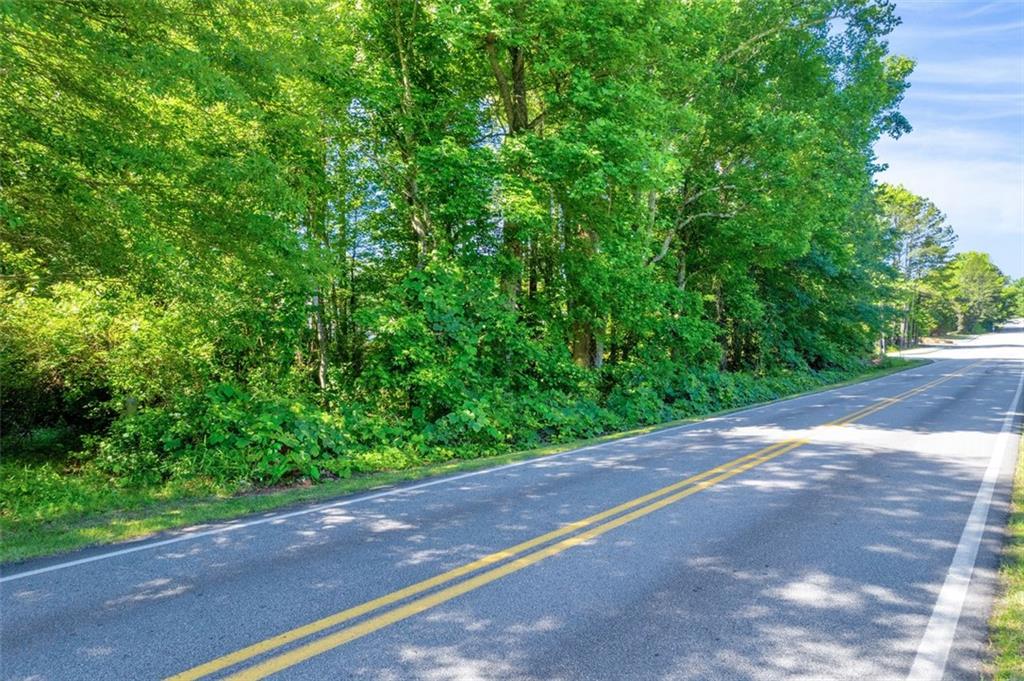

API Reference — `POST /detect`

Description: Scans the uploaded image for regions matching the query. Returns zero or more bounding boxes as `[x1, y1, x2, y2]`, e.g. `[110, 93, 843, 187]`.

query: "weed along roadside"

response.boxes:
[988, 435, 1024, 679]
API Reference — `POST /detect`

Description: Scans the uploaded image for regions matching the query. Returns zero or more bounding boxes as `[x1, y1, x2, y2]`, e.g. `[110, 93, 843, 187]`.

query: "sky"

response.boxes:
[873, 0, 1024, 278]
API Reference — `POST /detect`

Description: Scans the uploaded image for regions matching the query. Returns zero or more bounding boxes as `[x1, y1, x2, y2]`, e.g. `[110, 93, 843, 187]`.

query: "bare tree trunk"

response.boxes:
[528, 237, 538, 300]
[900, 304, 910, 349]
[714, 279, 729, 370]
[902, 288, 917, 348]
[676, 251, 687, 291]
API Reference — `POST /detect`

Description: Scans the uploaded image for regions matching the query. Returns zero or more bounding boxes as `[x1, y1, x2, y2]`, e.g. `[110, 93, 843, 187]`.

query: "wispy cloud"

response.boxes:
[882, 126, 1021, 162]
[955, 2, 1011, 20]
[875, 149, 1024, 273]
[895, 19, 1024, 40]
[911, 57, 1024, 86]
[909, 91, 1019, 104]
[877, 1, 1024, 276]
[911, 107, 1024, 123]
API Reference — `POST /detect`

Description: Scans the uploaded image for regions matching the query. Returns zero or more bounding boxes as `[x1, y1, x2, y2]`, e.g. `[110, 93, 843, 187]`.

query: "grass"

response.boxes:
[988, 435, 1024, 680]
[0, 358, 925, 565]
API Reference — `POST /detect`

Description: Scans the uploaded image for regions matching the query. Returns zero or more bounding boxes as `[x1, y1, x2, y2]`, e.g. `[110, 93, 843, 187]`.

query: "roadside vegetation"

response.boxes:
[2, 2, 1022, 560]
[881, 184, 1020, 347]
[0, 358, 921, 563]
[989, 436, 1024, 680]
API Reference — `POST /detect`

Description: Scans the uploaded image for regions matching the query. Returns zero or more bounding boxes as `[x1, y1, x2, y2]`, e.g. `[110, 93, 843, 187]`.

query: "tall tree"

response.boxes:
[948, 252, 1011, 333]
[4, 0, 949, 487]
[876, 184, 956, 347]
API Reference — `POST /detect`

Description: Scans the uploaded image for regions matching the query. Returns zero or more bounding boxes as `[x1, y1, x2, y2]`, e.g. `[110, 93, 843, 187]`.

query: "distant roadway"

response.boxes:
[3, 326, 1023, 680]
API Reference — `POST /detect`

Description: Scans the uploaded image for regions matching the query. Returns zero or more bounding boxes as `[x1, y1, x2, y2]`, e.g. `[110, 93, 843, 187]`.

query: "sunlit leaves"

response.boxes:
[2, 0, 956, 488]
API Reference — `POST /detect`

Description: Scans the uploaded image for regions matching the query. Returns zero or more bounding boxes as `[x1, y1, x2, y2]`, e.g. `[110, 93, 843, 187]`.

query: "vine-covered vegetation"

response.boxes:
[1, 0, 1018, 523]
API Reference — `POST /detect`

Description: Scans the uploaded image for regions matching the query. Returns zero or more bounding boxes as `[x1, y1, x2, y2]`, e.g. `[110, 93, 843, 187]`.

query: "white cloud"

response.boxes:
[876, 148, 1022, 234]
[912, 107, 1024, 123]
[879, 1, 1024, 278]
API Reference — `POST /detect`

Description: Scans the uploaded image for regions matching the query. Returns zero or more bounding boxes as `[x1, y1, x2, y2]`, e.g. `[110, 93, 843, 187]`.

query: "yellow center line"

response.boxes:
[831, 362, 975, 425]
[167, 439, 795, 681]
[224, 440, 810, 681]
[169, 361, 981, 681]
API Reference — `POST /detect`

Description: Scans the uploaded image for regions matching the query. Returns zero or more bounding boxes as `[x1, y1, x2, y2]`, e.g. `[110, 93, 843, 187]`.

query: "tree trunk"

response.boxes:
[593, 325, 604, 369]
[394, 8, 431, 265]
[313, 290, 328, 391]
[676, 250, 687, 291]
[571, 320, 593, 367]
[486, 35, 530, 306]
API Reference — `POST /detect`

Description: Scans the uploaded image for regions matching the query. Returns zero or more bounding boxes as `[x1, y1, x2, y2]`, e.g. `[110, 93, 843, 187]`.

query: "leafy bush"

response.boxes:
[2, 254, 892, 514]
[1, 280, 217, 436]
[92, 384, 355, 486]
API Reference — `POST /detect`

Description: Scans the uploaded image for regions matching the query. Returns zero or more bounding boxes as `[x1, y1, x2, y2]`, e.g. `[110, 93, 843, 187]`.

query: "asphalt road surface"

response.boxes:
[3, 327, 1023, 681]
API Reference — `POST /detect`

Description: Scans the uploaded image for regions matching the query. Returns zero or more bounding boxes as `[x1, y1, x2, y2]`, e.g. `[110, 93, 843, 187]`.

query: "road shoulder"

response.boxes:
[987, 434, 1024, 680]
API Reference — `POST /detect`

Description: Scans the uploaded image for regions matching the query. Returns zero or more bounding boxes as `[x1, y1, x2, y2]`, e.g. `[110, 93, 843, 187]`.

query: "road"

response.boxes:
[2, 327, 1023, 681]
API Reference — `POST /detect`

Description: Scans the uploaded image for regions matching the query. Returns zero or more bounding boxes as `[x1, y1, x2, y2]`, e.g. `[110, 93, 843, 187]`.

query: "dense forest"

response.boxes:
[2, 0, 1021, 512]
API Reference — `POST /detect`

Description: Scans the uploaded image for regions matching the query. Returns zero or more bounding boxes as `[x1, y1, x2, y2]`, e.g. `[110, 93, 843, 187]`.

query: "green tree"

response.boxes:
[948, 252, 1011, 333]
[1007, 278, 1024, 318]
[4, 0, 952, 491]
[875, 184, 956, 346]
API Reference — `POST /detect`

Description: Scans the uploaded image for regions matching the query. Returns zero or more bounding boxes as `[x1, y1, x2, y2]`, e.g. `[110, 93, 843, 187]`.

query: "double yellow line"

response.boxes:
[170, 361, 980, 681]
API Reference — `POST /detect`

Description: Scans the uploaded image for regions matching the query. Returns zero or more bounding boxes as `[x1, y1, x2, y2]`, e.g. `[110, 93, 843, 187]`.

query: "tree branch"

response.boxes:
[647, 233, 675, 266]
[484, 34, 515, 128]
[717, 10, 841, 66]
[683, 184, 736, 207]
[676, 211, 736, 229]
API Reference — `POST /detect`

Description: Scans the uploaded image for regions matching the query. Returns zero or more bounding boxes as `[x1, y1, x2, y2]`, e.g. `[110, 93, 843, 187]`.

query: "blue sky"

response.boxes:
[874, 0, 1024, 278]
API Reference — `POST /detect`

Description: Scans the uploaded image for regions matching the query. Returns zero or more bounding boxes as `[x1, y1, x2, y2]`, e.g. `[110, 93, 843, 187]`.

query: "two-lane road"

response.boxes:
[3, 327, 1023, 680]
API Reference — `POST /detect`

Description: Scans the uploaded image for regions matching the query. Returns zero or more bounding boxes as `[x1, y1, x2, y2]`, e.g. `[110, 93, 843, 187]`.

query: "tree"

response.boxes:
[5, 0, 957, 488]
[948, 252, 1011, 333]
[876, 184, 956, 346]
[1005, 278, 1024, 318]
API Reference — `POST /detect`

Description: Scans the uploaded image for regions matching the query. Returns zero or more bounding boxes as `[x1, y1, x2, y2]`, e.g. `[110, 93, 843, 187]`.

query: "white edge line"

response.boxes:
[0, 359, 952, 584]
[905, 364, 1024, 681]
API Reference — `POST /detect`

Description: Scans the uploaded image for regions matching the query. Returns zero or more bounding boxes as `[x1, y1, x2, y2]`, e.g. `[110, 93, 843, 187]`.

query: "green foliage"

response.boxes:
[1008, 279, 1024, 318]
[875, 183, 959, 344]
[947, 252, 1013, 332]
[2, 358, 914, 545]
[94, 385, 356, 486]
[0, 426, 224, 527]
[3, 0, 999, 518]
[880, 245, 1016, 338]
[1, 277, 216, 435]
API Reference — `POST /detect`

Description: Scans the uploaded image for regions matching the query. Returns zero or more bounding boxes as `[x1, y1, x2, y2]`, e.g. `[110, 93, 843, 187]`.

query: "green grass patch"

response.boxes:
[1, 358, 925, 565]
[988, 434, 1024, 680]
